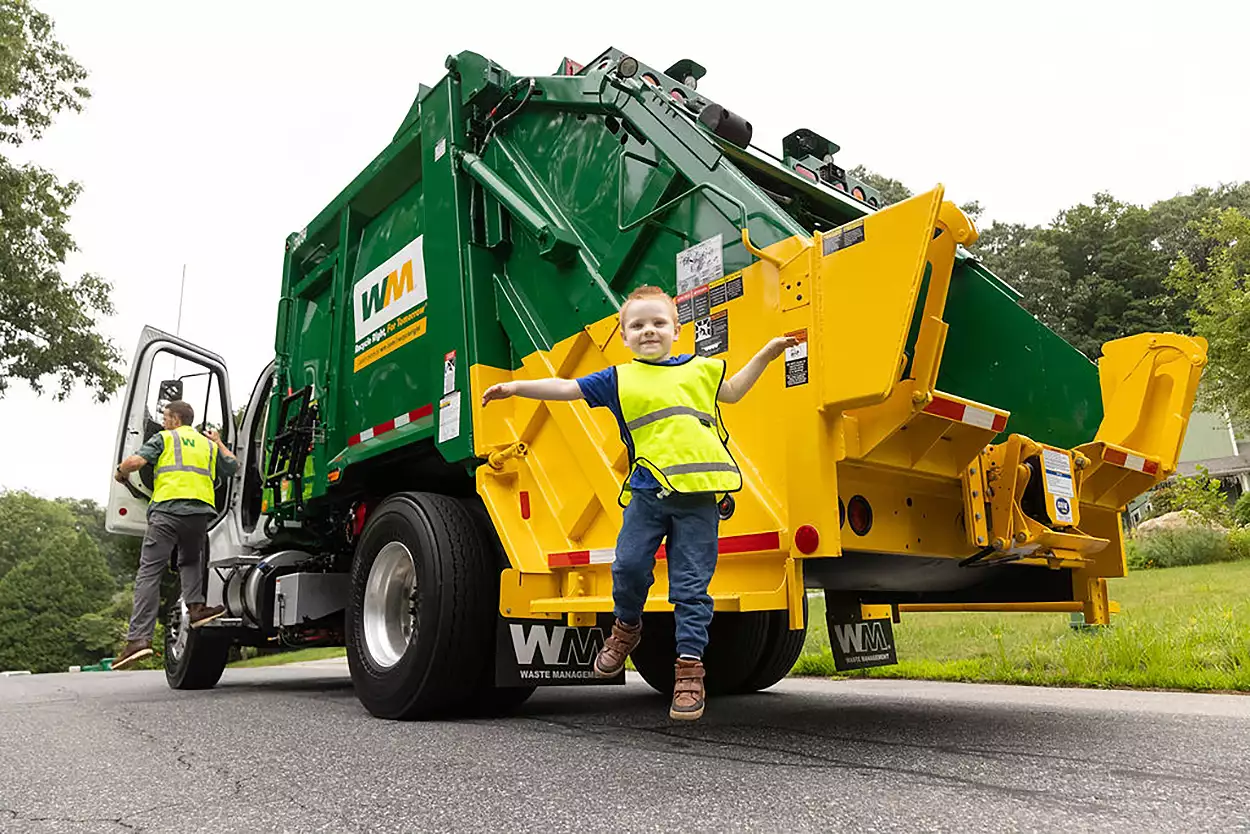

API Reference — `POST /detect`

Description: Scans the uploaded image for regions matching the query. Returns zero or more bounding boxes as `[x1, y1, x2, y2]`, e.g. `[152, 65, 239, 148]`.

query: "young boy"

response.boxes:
[481, 285, 795, 720]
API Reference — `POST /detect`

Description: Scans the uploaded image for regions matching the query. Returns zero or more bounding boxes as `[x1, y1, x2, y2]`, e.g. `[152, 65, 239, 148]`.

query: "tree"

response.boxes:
[1165, 207, 1250, 423]
[0, 488, 83, 581]
[0, 0, 124, 401]
[56, 496, 142, 582]
[0, 535, 115, 673]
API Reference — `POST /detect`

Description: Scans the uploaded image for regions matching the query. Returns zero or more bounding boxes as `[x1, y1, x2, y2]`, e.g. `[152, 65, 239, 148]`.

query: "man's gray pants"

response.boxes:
[127, 511, 209, 642]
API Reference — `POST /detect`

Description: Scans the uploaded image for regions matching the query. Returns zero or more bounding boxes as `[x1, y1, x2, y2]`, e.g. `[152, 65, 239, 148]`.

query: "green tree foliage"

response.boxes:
[0, 0, 124, 401]
[1166, 208, 1250, 423]
[0, 534, 114, 673]
[55, 496, 142, 582]
[0, 487, 83, 581]
[1146, 465, 1231, 526]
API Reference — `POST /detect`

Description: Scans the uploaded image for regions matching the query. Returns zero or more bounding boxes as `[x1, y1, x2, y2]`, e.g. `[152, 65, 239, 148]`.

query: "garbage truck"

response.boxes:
[106, 47, 1207, 719]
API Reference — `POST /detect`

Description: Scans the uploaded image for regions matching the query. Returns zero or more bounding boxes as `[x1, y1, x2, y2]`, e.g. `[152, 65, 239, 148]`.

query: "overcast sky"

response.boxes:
[3, 0, 1247, 505]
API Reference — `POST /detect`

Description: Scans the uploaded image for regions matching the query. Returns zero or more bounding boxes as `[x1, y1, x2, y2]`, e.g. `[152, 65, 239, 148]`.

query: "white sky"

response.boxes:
[3, 0, 1247, 504]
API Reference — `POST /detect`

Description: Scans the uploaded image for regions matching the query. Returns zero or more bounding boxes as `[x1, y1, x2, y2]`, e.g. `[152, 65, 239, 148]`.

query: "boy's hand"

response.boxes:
[481, 382, 516, 406]
[765, 335, 800, 360]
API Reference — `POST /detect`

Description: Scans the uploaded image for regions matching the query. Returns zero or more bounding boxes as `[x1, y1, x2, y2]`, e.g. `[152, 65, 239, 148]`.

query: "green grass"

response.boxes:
[793, 561, 1250, 692]
[228, 646, 346, 669]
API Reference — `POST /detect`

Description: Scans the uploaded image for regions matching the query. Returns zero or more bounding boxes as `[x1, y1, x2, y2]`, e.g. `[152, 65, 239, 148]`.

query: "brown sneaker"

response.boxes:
[188, 603, 226, 628]
[111, 639, 153, 671]
[670, 657, 706, 720]
[593, 619, 641, 678]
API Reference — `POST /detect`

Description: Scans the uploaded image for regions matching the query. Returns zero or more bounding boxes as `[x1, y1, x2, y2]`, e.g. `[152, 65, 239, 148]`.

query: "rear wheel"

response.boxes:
[346, 492, 494, 720]
[630, 611, 772, 696]
[164, 599, 230, 690]
[736, 598, 809, 694]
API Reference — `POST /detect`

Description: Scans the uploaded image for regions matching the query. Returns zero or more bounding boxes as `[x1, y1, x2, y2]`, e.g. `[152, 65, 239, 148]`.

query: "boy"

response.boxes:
[481, 285, 795, 720]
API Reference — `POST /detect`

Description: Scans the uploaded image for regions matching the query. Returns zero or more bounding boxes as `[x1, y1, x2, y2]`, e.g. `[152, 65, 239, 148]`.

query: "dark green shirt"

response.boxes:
[136, 431, 241, 516]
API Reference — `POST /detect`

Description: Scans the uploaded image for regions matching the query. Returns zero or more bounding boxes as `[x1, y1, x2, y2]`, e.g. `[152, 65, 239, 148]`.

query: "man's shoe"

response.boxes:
[188, 603, 226, 628]
[111, 639, 153, 671]
[670, 657, 706, 720]
[593, 618, 641, 678]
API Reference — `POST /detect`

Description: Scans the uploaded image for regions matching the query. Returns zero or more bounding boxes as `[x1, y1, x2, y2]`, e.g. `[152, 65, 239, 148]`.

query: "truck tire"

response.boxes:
[458, 498, 537, 716]
[735, 598, 809, 694]
[630, 611, 771, 696]
[346, 492, 493, 720]
[164, 599, 230, 690]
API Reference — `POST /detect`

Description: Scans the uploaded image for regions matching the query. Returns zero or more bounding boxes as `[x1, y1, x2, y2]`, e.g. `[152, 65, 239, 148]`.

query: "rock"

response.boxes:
[1134, 510, 1224, 535]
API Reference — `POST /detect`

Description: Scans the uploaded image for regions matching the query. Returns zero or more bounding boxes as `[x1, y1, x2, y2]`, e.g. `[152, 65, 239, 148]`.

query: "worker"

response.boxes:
[482, 285, 796, 720]
[110, 399, 240, 670]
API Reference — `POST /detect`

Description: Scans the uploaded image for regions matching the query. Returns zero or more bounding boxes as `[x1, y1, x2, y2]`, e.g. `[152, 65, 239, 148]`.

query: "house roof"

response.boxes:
[1175, 454, 1250, 479]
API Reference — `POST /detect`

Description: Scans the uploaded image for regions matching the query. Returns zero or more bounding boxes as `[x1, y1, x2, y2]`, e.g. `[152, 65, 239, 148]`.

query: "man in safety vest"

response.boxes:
[482, 285, 795, 720]
[110, 400, 240, 669]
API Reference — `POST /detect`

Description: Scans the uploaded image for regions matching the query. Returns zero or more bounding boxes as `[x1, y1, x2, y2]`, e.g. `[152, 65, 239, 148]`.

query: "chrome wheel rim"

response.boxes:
[362, 542, 417, 669]
[169, 598, 190, 662]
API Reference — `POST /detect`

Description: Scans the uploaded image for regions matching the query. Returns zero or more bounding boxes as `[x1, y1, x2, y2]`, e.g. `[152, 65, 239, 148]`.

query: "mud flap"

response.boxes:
[495, 616, 625, 687]
[825, 594, 899, 672]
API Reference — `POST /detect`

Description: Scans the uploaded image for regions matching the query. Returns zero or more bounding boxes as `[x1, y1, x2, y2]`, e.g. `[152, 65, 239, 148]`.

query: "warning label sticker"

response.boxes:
[694, 310, 729, 357]
[822, 220, 866, 256]
[438, 391, 461, 443]
[676, 234, 724, 296]
[677, 272, 743, 325]
[785, 329, 808, 387]
[1042, 448, 1075, 499]
[1053, 495, 1074, 524]
[443, 350, 456, 396]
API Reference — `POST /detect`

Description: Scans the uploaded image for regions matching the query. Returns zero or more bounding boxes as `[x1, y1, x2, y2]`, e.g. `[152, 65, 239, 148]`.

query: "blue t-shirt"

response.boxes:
[577, 355, 697, 490]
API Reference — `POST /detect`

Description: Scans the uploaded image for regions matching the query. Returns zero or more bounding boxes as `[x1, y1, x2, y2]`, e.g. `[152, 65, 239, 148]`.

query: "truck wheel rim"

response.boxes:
[169, 599, 190, 662]
[363, 542, 417, 669]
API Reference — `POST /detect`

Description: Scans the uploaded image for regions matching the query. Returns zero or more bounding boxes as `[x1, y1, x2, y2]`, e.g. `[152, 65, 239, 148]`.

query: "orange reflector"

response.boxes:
[328, 470, 341, 483]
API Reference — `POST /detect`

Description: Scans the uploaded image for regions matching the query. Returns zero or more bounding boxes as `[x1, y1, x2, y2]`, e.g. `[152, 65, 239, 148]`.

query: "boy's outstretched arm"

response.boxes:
[718, 336, 800, 404]
[482, 378, 584, 405]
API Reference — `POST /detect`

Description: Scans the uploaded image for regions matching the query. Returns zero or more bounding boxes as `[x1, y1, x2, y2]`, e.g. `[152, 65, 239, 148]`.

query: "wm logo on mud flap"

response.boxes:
[829, 620, 898, 671]
[494, 619, 624, 687]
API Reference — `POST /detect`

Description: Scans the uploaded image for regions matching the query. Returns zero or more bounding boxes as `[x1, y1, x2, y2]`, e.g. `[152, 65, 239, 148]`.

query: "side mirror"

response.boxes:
[158, 379, 184, 401]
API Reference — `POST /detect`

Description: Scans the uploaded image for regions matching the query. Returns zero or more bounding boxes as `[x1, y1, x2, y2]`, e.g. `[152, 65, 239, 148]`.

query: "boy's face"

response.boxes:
[621, 297, 678, 360]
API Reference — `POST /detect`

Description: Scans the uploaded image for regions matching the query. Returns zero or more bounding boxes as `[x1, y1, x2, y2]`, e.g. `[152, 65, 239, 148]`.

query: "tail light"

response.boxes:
[847, 495, 873, 536]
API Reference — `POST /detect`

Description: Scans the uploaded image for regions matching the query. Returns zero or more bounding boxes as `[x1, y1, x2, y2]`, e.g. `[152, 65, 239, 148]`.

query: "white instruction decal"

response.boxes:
[1042, 448, 1075, 499]
[784, 329, 808, 387]
[443, 350, 456, 396]
[435, 137, 447, 161]
[438, 392, 461, 443]
[676, 234, 723, 296]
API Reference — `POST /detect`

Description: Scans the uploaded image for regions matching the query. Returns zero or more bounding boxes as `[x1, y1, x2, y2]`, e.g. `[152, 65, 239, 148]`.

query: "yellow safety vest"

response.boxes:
[615, 356, 741, 506]
[151, 426, 218, 507]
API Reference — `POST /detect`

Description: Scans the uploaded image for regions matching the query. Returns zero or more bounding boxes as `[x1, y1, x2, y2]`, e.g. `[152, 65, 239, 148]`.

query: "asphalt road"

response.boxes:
[1, 661, 1248, 833]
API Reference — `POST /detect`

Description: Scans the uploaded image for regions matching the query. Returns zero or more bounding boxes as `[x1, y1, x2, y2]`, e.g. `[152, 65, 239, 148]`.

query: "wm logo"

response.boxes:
[832, 621, 891, 654]
[509, 624, 604, 666]
[358, 259, 416, 320]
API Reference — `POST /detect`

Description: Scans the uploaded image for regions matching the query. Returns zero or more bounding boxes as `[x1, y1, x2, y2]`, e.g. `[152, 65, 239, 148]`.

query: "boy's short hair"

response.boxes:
[621, 285, 679, 326]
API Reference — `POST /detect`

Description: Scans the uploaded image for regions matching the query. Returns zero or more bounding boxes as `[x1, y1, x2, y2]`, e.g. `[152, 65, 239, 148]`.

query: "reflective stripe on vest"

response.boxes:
[151, 426, 218, 506]
[615, 356, 741, 505]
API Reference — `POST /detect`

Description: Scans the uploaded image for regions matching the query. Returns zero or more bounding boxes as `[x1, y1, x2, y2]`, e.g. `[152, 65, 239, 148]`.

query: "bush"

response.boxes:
[1228, 527, 1250, 562]
[1129, 526, 1230, 570]
[1233, 492, 1250, 527]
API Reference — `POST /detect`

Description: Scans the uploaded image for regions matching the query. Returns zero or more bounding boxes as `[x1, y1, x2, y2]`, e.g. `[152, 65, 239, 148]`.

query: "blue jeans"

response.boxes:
[612, 489, 719, 658]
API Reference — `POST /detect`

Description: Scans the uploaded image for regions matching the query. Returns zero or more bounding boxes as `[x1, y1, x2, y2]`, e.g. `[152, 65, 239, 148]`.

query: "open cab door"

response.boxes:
[106, 326, 233, 535]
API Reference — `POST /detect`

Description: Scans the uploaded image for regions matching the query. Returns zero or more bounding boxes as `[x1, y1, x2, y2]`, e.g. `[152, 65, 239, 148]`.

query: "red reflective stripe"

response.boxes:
[923, 397, 966, 422]
[348, 433, 363, 447]
[991, 414, 1008, 433]
[547, 532, 782, 567]
[411, 404, 434, 421]
[1104, 448, 1128, 466]
[549, 551, 590, 568]
[374, 418, 396, 436]
[720, 531, 782, 554]
[1143, 460, 1160, 475]
[348, 404, 434, 448]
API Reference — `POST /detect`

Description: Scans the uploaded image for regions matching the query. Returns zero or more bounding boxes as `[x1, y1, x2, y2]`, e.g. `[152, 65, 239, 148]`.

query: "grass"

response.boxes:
[792, 561, 1250, 692]
[227, 646, 346, 669]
